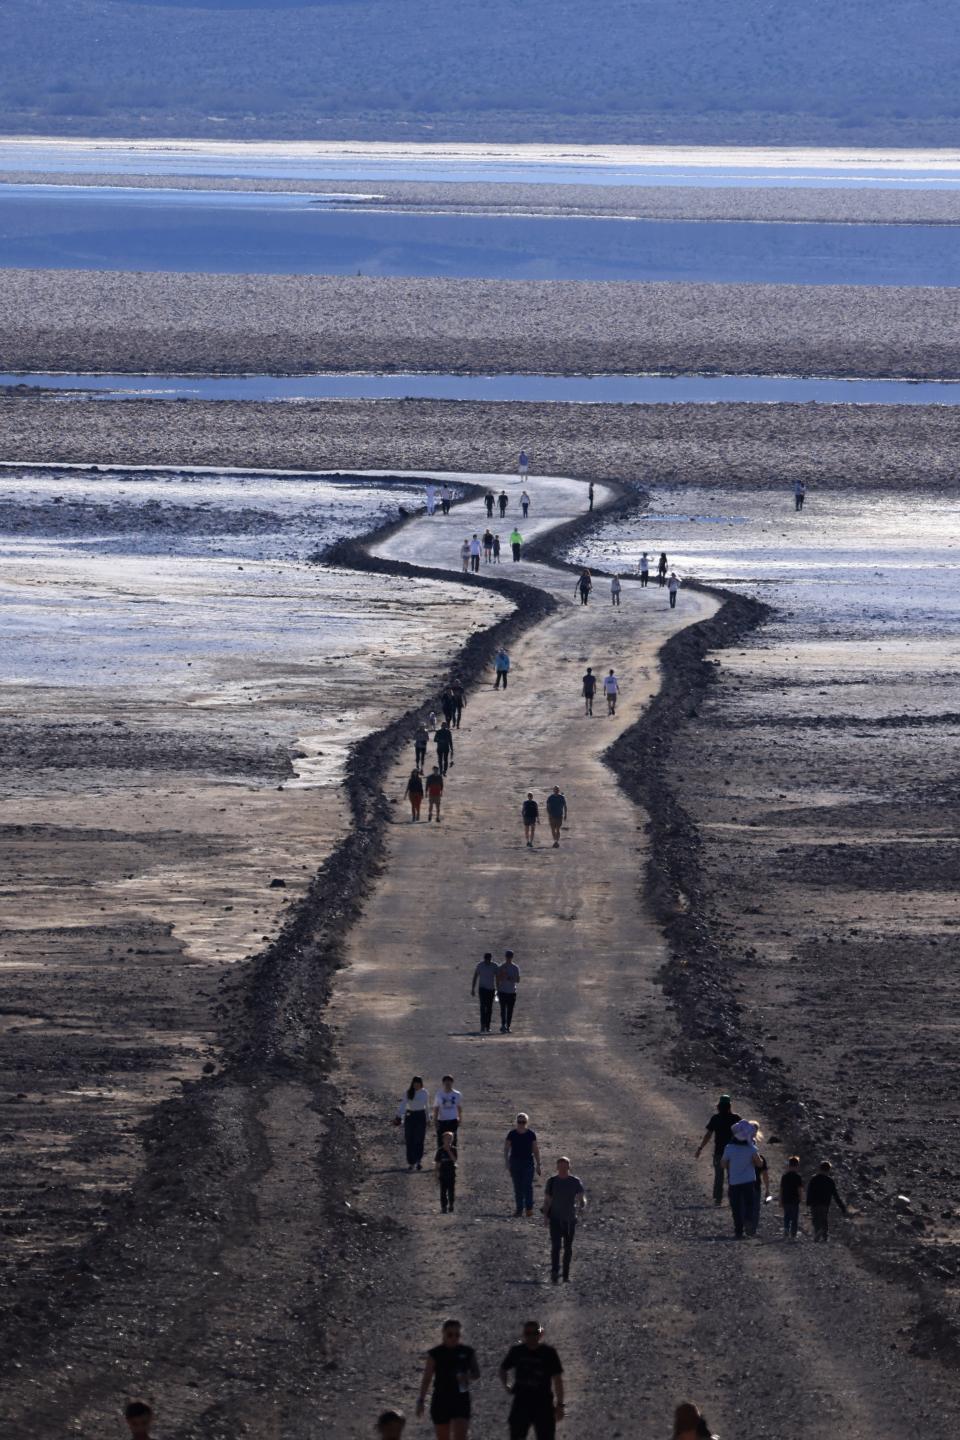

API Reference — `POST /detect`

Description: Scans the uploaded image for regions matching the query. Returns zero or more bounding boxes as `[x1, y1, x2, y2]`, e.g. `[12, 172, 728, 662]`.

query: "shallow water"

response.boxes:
[6, 184, 960, 282]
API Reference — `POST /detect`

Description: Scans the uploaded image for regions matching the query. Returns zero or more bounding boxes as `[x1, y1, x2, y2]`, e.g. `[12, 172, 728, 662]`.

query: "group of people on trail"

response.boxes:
[580, 666, 619, 717]
[404, 685, 468, 821]
[520, 786, 567, 848]
[696, 1094, 849, 1242]
[464, 529, 524, 569]
[425, 482, 456, 517]
[575, 560, 680, 609]
[471, 950, 521, 1033]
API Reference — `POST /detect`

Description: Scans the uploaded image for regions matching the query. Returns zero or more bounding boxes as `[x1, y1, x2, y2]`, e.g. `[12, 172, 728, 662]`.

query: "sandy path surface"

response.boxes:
[323, 473, 960, 1437]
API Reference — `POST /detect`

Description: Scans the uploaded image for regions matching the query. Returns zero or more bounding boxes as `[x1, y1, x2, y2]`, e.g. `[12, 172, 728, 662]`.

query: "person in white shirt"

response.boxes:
[602, 669, 619, 716]
[469, 534, 482, 573]
[396, 1075, 430, 1171]
[638, 552, 650, 588]
[668, 572, 680, 609]
[433, 1075, 463, 1144]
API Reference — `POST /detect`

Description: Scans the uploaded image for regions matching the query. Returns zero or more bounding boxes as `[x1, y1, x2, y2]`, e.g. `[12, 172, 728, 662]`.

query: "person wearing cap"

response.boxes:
[695, 1094, 742, 1206]
[721, 1118, 765, 1238]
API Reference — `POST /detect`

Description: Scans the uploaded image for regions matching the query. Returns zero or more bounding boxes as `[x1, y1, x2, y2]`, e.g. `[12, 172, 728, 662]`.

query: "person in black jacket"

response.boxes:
[522, 793, 539, 849]
[451, 681, 466, 728]
[434, 721, 455, 775]
[807, 1160, 847, 1242]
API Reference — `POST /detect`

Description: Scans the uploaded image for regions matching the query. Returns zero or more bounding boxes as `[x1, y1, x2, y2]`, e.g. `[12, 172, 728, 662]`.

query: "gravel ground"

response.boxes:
[4, 270, 960, 376]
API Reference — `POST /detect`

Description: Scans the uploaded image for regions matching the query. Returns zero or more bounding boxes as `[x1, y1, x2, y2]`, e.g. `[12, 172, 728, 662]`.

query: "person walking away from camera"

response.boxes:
[522, 792, 539, 848]
[441, 484, 453, 515]
[425, 767, 444, 822]
[807, 1160, 847, 1241]
[794, 478, 807, 512]
[377, 1411, 406, 1439]
[722, 1118, 764, 1238]
[460, 539, 470, 573]
[498, 489, 509, 518]
[543, 1157, 586, 1283]
[588, 482, 594, 511]
[582, 667, 597, 716]
[695, 1094, 741, 1205]
[435, 1131, 458, 1213]
[520, 490, 531, 519]
[611, 574, 621, 607]
[510, 528, 523, 561]
[404, 768, 424, 821]
[472, 951, 499, 1033]
[519, 449, 530, 480]
[441, 687, 456, 726]
[414, 722, 429, 772]
[485, 490, 496, 519]
[433, 1075, 462, 1145]
[469, 534, 482, 573]
[493, 533, 502, 563]
[780, 1155, 804, 1239]
[500, 1321, 565, 1440]
[672, 1401, 719, 1439]
[494, 647, 511, 689]
[639, 552, 650, 587]
[451, 680, 466, 728]
[426, 483, 437, 517]
[483, 528, 495, 563]
[545, 786, 567, 848]
[505, 1112, 542, 1217]
[497, 950, 520, 1033]
[434, 721, 454, 775]
[668, 572, 680, 608]
[603, 669, 619, 716]
[576, 570, 592, 606]
[416, 1318, 480, 1438]
[658, 552, 668, 586]
[396, 1075, 430, 1169]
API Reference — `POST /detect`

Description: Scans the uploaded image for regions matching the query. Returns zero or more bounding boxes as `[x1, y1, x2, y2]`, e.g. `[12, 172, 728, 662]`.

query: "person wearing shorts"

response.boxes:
[416, 1319, 479, 1438]
[425, 767, 444, 822]
[522, 793, 539, 848]
[545, 787, 567, 847]
[603, 669, 619, 716]
[582, 668, 597, 716]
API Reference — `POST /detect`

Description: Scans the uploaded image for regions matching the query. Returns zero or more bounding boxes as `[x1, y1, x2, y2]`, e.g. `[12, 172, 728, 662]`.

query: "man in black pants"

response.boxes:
[582, 667, 597, 716]
[414, 722, 429, 772]
[434, 721, 454, 775]
[451, 681, 466, 728]
[498, 489, 509, 518]
[694, 1094, 741, 1206]
[497, 950, 520, 1032]
[471, 951, 499, 1034]
[543, 1157, 586, 1283]
[499, 1321, 565, 1440]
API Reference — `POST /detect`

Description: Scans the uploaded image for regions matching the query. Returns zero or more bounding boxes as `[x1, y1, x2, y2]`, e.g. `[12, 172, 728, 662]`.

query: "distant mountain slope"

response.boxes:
[4, 0, 960, 144]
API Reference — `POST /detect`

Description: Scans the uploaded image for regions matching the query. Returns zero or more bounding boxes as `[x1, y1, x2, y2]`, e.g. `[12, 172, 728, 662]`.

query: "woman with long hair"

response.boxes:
[396, 1075, 430, 1171]
[416, 1318, 480, 1439]
[404, 768, 424, 822]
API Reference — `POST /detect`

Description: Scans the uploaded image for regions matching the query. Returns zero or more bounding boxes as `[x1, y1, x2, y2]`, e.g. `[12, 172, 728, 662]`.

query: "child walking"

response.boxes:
[779, 1156, 804, 1239]
[435, 1131, 458, 1213]
[806, 1160, 847, 1241]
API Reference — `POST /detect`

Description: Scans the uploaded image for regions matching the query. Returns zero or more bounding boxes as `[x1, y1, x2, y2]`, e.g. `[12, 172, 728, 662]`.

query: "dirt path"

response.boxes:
[324, 473, 960, 1438]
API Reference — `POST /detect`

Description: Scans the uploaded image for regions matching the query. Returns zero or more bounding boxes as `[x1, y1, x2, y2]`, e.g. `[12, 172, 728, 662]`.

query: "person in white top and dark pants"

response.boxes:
[434, 1076, 463, 1145]
[397, 1075, 430, 1170]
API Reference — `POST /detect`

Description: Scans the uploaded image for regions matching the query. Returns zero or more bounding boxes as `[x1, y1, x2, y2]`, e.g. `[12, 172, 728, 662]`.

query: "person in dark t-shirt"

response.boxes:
[545, 787, 567, 848]
[434, 721, 454, 775]
[504, 1112, 542, 1217]
[500, 1320, 564, 1440]
[435, 1132, 458, 1214]
[522, 793, 539, 848]
[695, 1095, 742, 1205]
[807, 1160, 847, 1242]
[779, 1156, 804, 1239]
[417, 1318, 480, 1429]
[581, 668, 597, 716]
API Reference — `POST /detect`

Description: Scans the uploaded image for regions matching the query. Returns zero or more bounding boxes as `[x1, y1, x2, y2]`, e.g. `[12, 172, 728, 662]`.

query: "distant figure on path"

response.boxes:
[441, 687, 456, 725]
[396, 1075, 430, 1169]
[576, 570, 592, 606]
[470, 534, 482, 573]
[434, 721, 454, 775]
[433, 1075, 463, 1145]
[483, 528, 495, 562]
[603, 669, 619, 715]
[416, 1318, 479, 1435]
[376, 1410, 406, 1440]
[722, 1119, 764, 1238]
[485, 490, 496, 519]
[639, 552, 650, 587]
[668, 572, 680, 608]
[426, 483, 437, 516]
[435, 1132, 458, 1213]
[695, 1094, 741, 1205]
[807, 1160, 847, 1242]
[460, 540, 470, 573]
[522, 792, 540, 848]
[404, 768, 424, 822]
[494, 647, 511, 689]
[658, 552, 668, 586]
[414, 722, 429, 771]
[493, 533, 502, 563]
[582, 667, 597, 716]
[451, 680, 466, 728]
[520, 490, 531, 518]
[673, 1402, 719, 1440]
[510, 528, 524, 561]
[588, 482, 594, 511]
[545, 786, 567, 847]
[780, 1155, 804, 1240]
[496, 950, 520, 1033]
[498, 489, 509, 518]
[543, 1157, 586, 1283]
[124, 1402, 154, 1439]
[611, 574, 621, 607]
[472, 951, 499, 1034]
[794, 479, 807, 512]
[519, 449, 530, 479]
[504, 1112, 542, 1217]
[441, 484, 454, 515]
[425, 767, 444, 822]
[500, 1320, 564, 1438]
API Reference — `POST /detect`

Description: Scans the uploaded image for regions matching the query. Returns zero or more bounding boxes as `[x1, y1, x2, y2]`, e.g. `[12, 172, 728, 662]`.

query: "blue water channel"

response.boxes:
[3, 184, 960, 283]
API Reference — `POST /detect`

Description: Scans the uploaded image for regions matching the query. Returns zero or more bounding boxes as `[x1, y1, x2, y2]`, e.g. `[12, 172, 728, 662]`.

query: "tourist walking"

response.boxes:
[496, 950, 520, 1033]
[460, 540, 470, 573]
[582, 667, 597, 716]
[543, 1157, 586, 1283]
[603, 669, 619, 715]
[611, 574, 621, 606]
[416, 1318, 479, 1436]
[639, 552, 650, 587]
[780, 1155, 804, 1239]
[485, 490, 496, 519]
[520, 490, 530, 518]
[425, 767, 444, 822]
[498, 489, 509, 518]
[500, 1323, 564, 1438]
[433, 1075, 463, 1145]
[519, 449, 530, 479]
[658, 552, 668, 585]
[426, 483, 437, 516]
[469, 534, 482, 573]
[483, 528, 495, 562]
[451, 680, 466, 728]
[510, 528, 523, 561]
[376, 1411, 406, 1440]
[471, 951, 499, 1034]
[522, 792, 540, 848]
[414, 722, 429, 772]
[441, 484, 454, 515]
[441, 687, 456, 725]
[396, 1075, 430, 1170]
[434, 721, 455, 774]
[493, 533, 502, 563]
[545, 786, 567, 847]
[722, 1118, 764, 1238]
[588, 482, 594, 511]
[504, 1112, 542, 1217]
[494, 647, 511, 689]
[404, 768, 424, 821]
[794, 479, 807, 511]
[575, 570, 592, 605]
[668, 572, 680, 608]
[807, 1160, 847, 1241]
[695, 1094, 742, 1205]
[672, 1402, 719, 1439]
[435, 1131, 458, 1213]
